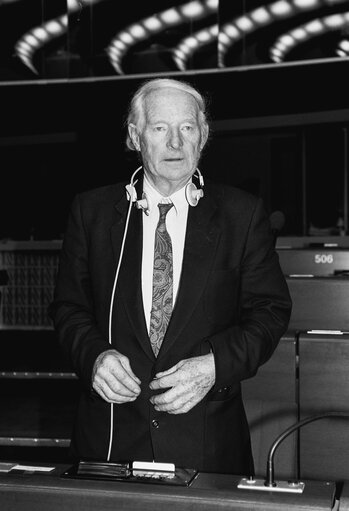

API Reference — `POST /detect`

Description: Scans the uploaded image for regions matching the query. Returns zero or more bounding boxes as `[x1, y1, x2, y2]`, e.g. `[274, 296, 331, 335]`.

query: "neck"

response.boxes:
[146, 175, 189, 198]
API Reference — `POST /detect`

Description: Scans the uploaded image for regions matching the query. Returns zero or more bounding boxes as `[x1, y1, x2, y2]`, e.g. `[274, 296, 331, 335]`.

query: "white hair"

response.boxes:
[125, 78, 209, 151]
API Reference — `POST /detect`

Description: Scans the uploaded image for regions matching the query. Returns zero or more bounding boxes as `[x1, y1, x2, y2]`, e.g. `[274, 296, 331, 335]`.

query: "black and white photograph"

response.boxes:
[0, 1, 349, 509]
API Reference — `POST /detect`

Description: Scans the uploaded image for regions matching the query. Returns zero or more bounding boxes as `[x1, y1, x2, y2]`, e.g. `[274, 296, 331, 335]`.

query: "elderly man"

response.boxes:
[50, 78, 291, 475]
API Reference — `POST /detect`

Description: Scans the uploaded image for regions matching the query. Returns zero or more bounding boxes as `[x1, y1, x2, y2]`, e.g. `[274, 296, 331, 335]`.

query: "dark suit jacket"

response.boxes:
[50, 178, 292, 475]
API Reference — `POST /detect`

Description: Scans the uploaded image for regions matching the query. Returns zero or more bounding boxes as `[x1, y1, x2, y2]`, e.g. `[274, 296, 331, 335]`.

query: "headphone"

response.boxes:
[125, 166, 204, 213]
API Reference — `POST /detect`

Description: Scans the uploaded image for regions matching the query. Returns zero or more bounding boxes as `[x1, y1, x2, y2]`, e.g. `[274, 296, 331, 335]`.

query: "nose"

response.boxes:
[167, 128, 182, 150]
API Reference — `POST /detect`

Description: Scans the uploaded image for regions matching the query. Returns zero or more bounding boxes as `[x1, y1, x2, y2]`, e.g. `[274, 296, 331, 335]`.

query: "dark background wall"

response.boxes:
[1, 59, 349, 239]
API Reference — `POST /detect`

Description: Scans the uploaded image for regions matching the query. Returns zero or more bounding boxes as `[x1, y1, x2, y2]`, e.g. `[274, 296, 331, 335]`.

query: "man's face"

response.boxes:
[130, 87, 207, 195]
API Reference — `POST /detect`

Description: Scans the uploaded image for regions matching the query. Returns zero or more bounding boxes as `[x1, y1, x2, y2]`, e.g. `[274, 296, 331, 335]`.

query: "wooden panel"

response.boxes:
[242, 334, 297, 479]
[278, 248, 349, 277]
[243, 334, 296, 401]
[339, 481, 349, 511]
[0, 467, 336, 511]
[299, 333, 349, 481]
[287, 277, 349, 331]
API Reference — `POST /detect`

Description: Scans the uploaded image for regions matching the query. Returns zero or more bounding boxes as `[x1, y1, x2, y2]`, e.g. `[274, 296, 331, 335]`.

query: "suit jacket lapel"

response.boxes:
[110, 188, 155, 361]
[158, 192, 220, 359]
[109, 182, 220, 362]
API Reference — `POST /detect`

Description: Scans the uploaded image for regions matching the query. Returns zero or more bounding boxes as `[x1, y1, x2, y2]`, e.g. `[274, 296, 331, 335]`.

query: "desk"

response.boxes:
[339, 481, 349, 511]
[0, 464, 336, 511]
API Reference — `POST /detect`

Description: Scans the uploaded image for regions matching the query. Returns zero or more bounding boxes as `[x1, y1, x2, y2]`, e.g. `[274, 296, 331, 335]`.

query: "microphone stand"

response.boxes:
[238, 411, 349, 493]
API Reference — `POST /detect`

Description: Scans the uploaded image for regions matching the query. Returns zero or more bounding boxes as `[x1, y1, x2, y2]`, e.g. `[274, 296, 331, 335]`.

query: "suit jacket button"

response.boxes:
[152, 419, 160, 429]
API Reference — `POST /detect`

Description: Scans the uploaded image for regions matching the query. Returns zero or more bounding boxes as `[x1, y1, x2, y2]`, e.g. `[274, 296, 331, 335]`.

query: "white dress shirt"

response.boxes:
[141, 175, 189, 333]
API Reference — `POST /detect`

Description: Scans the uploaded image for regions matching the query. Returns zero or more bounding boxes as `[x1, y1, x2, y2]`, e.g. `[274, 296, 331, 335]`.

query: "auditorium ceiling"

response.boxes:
[1, 0, 349, 81]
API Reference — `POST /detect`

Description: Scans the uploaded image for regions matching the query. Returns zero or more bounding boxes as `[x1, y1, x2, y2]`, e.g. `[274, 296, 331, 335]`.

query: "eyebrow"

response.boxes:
[148, 117, 199, 125]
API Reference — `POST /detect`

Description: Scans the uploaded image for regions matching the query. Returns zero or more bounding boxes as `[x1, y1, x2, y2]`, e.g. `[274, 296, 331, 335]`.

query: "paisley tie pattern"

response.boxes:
[149, 203, 174, 357]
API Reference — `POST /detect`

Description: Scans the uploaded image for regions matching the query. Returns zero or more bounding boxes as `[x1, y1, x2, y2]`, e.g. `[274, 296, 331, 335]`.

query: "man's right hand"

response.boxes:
[91, 349, 141, 403]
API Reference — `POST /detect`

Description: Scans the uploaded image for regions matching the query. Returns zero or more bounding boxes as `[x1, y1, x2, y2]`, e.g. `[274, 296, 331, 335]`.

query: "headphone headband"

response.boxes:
[125, 167, 204, 212]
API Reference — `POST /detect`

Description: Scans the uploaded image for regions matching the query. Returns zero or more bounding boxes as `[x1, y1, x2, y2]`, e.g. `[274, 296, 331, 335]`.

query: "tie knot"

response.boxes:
[158, 203, 173, 221]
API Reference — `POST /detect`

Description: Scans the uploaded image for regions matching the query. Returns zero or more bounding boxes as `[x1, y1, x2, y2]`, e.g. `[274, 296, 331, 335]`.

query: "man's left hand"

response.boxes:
[149, 353, 215, 414]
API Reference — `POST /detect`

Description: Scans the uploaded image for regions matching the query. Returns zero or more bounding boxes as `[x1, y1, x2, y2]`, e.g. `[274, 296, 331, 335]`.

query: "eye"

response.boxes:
[154, 125, 166, 132]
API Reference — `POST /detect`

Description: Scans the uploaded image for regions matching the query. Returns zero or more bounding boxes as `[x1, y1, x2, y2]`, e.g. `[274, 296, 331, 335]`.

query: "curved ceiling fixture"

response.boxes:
[14, 16, 68, 74]
[172, 24, 218, 71]
[106, 0, 218, 75]
[269, 11, 349, 62]
[218, 0, 348, 67]
[13, 0, 104, 75]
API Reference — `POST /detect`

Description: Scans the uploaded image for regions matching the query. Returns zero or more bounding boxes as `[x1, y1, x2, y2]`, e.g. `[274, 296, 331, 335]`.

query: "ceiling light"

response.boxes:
[45, 20, 63, 35]
[279, 34, 295, 46]
[129, 24, 147, 39]
[118, 32, 134, 45]
[32, 27, 50, 41]
[293, 0, 319, 9]
[337, 49, 346, 56]
[305, 19, 324, 33]
[143, 16, 162, 31]
[180, 1, 204, 18]
[291, 27, 307, 40]
[339, 39, 349, 51]
[219, 32, 232, 46]
[159, 8, 181, 24]
[235, 16, 254, 32]
[270, 1, 293, 16]
[324, 13, 345, 27]
[251, 7, 271, 25]
[197, 30, 211, 42]
[224, 24, 240, 39]
[205, 0, 218, 9]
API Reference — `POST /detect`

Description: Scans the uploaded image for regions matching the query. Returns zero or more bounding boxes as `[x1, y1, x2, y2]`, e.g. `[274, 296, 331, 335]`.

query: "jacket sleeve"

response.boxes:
[49, 194, 111, 390]
[207, 198, 292, 391]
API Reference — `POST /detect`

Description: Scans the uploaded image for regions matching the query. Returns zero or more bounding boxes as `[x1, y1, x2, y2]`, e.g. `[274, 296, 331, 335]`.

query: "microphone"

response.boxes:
[238, 411, 349, 493]
[269, 211, 285, 246]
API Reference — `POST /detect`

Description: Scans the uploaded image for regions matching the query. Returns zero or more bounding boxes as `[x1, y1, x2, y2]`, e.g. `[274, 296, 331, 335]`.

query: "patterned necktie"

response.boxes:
[149, 203, 174, 357]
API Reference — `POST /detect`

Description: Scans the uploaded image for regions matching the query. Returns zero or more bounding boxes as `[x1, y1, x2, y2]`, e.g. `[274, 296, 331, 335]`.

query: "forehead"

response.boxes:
[144, 87, 200, 122]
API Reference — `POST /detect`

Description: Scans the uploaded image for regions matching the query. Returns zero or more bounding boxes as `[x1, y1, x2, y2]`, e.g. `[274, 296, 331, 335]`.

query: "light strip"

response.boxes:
[270, 11, 349, 62]
[172, 25, 218, 71]
[14, 0, 104, 75]
[218, 0, 347, 67]
[106, 0, 217, 75]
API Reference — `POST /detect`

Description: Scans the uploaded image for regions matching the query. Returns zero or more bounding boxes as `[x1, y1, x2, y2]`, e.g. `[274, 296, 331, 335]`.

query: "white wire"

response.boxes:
[106, 166, 142, 461]
[105, 165, 202, 460]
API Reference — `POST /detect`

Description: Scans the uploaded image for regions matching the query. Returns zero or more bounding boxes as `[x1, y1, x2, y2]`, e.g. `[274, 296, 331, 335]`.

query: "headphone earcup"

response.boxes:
[135, 192, 151, 213]
[185, 182, 204, 207]
[125, 184, 137, 203]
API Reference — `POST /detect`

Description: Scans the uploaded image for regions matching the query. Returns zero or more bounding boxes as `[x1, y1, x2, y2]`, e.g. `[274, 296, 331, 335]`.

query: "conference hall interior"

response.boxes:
[0, 0, 349, 509]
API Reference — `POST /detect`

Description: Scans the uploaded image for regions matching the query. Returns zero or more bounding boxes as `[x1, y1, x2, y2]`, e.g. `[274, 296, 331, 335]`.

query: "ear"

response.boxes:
[200, 123, 209, 151]
[128, 123, 141, 151]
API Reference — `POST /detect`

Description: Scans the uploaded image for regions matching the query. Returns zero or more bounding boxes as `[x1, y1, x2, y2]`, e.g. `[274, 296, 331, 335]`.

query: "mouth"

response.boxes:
[163, 158, 184, 162]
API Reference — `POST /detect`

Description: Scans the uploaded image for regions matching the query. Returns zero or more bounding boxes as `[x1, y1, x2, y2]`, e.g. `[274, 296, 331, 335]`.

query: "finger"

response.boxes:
[153, 392, 194, 413]
[149, 374, 173, 390]
[94, 366, 138, 398]
[154, 361, 183, 379]
[109, 361, 141, 394]
[93, 379, 138, 404]
[169, 399, 196, 414]
[119, 357, 141, 385]
[150, 386, 179, 406]
[103, 371, 140, 397]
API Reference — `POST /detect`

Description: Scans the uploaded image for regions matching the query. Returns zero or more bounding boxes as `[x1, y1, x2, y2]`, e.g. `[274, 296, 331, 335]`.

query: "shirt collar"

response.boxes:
[143, 173, 189, 216]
